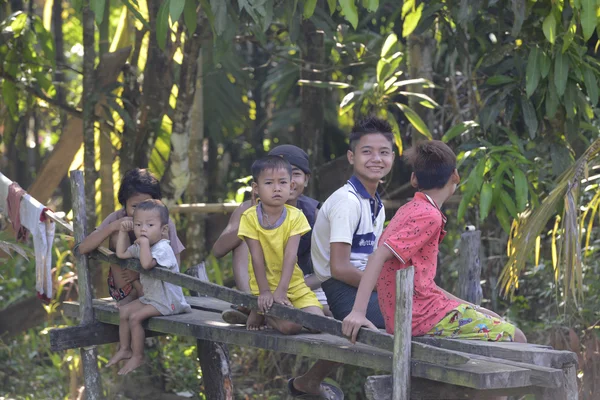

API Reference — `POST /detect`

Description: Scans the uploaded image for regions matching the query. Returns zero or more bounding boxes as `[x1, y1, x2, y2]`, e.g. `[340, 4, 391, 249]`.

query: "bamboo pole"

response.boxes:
[70, 170, 104, 399]
[393, 266, 414, 400]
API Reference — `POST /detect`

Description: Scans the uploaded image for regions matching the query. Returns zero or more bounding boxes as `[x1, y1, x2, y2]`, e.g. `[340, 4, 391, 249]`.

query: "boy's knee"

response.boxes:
[278, 321, 303, 335]
[514, 327, 527, 343]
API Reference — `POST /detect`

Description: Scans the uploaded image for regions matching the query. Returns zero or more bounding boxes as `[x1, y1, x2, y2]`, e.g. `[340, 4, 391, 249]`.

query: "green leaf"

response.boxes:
[122, 0, 151, 30]
[376, 51, 402, 83]
[562, 19, 576, 52]
[339, 0, 359, 28]
[441, 121, 479, 142]
[340, 91, 358, 114]
[365, 0, 379, 12]
[183, 0, 198, 34]
[170, 0, 185, 23]
[327, 0, 336, 14]
[583, 66, 599, 106]
[106, 97, 136, 130]
[486, 75, 515, 85]
[396, 103, 432, 139]
[513, 167, 528, 212]
[8, 12, 27, 37]
[210, 0, 228, 35]
[554, 50, 569, 96]
[546, 73, 559, 118]
[91, 0, 106, 25]
[511, 0, 526, 36]
[500, 190, 518, 219]
[457, 157, 486, 221]
[539, 51, 551, 78]
[156, 0, 170, 50]
[33, 18, 56, 66]
[479, 182, 493, 221]
[526, 47, 541, 97]
[581, 0, 597, 40]
[303, 0, 317, 19]
[297, 80, 350, 89]
[402, 3, 423, 37]
[2, 81, 18, 119]
[542, 13, 556, 44]
[521, 97, 538, 139]
[380, 33, 398, 57]
[494, 202, 512, 233]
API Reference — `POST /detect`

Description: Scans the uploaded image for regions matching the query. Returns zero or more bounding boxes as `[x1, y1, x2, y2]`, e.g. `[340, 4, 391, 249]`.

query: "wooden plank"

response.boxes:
[61, 301, 535, 390]
[393, 267, 414, 400]
[414, 337, 578, 368]
[70, 169, 103, 399]
[365, 376, 538, 400]
[49, 323, 162, 352]
[186, 296, 233, 313]
[89, 251, 470, 367]
[458, 230, 482, 305]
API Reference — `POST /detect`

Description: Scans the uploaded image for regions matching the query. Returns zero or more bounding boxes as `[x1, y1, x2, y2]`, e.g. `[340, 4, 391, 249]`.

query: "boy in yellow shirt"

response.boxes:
[238, 155, 324, 333]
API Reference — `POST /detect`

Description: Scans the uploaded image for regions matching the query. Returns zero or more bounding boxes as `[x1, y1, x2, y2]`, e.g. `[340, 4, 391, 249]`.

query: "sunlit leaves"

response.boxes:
[339, 0, 359, 28]
[401, 1, 423, 38]
[542, 12, 556, 44]
[303, 0, 317, 19]
[441, 121, 479, 143]
[396, 103, 432, 139]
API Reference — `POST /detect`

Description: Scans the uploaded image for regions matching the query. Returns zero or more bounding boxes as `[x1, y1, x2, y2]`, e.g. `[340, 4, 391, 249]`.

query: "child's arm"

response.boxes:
[342, 245, 395, 343]
[244, 237, 273, 312]
[273, 234, 301, 306]
[79, 217, 132, 254]
[115, 220, 134, 259]
[136, 237, 158, 270]
[212, 200, 253, 258]
[131, 280, 144, 296]
[330, 242, 365, 288]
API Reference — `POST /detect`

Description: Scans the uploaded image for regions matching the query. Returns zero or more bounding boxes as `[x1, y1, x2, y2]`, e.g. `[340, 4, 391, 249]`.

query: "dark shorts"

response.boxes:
[321, 277, 385, 328]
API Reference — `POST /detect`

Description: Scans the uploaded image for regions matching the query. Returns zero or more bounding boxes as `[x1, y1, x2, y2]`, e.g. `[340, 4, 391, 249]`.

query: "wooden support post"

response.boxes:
[70, 170, 103, 399]
[458, 230, 482, 305]
[541, 361, 578, 400]
[186, 263, 233, 400]
[393, 266, 414, 400]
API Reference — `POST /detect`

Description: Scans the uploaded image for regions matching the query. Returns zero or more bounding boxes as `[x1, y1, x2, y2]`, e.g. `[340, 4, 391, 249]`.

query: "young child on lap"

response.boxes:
[106, 199, 191, 375]
[78, 168, 184, 306]
[238, 156, 324, 334]
[342, 140, 527, 344]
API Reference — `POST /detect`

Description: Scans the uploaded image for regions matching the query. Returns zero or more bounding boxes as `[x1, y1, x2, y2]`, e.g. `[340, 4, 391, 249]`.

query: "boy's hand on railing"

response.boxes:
[120, 219, 134, 232]
[342, 310, 378, 344]
[258, 290, 274, 312]
[273, 288, 292, 307]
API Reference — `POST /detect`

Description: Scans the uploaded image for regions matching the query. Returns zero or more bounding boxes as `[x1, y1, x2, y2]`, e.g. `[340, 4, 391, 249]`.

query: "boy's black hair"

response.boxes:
[349, 116, 394, 151]
[251, 156, 293, 182]
[118, 168, 162, 207]
[134, 199, 169, 225]
[404, 140, 457, 190]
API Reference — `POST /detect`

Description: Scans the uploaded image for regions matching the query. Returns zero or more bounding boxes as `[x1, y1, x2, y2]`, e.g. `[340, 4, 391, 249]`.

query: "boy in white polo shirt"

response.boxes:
[311, 116, 395, 327]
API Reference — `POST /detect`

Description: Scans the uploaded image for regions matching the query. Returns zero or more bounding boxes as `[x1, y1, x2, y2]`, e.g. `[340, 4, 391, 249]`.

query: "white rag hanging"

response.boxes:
[19, 194, 55, 301]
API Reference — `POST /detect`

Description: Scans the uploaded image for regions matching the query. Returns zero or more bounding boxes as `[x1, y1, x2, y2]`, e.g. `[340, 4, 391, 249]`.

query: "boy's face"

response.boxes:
[289, 166, 309, 201]
[133, 209, 167, 245]
[252, 168, 293, 207]
[126, 193, 153, 217]
[347, 133, 394, 185]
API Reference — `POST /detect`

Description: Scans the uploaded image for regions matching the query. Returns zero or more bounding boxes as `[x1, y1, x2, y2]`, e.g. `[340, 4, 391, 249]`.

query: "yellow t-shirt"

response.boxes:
[238, 204, 311, 294]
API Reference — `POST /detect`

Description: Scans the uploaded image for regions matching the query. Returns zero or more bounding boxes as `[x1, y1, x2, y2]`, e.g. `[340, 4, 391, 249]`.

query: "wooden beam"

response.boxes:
[61, 300, 537, 390]
[49, 322, 162, 352]
[457, 230, 482, 305]
[365, 376, 539, 400]
[88, 250, 470, 367]
[393, 267, 414, 400]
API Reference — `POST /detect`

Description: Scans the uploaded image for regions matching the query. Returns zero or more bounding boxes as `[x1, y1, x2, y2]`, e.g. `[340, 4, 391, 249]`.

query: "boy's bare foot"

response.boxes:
[105, 349, 132, 367]
[246, 310, 266, 331]
[117, 355, 144, 375]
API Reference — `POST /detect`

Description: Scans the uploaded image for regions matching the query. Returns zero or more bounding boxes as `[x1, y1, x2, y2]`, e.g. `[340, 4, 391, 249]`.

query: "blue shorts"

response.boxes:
[321, 277, 385, 328]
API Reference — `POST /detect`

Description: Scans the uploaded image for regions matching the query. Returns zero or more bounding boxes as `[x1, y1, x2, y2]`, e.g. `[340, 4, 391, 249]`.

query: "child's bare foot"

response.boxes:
[105, 349, 132, 367]
[246, 310, 265, 331]
[117, 355, 144, 375]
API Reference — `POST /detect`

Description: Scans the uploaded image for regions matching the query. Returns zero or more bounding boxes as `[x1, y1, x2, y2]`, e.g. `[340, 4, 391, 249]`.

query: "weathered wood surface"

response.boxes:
[50, 322, 161, 352]
[61, 300, 551, 390]
[70, 170, 103, 399]
[88, 250, 469, 367]
[414, 337, 577, 368]
[185, 265, 234, 400]
[393, 267, 414, 400]
[458, 230, 482, 305]
[365, 376, 539, 400]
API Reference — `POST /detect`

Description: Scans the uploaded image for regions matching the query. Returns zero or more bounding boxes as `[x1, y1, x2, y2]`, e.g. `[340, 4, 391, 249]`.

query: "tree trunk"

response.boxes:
[407, 29, 436, 144]
[300, 16, 325, 199]
[161, 16, 204, 206]
[52, 0, 66, 125]
[184, 33, 209, 266]
[134, 0, 173, 168]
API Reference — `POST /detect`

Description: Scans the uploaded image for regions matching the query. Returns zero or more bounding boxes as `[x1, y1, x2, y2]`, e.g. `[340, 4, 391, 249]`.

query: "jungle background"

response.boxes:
[1, 0, 600, 398]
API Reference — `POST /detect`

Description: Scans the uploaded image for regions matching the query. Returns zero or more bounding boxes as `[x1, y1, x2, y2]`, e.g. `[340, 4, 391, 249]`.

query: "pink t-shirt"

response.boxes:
[97, 209, 185, 255]
[376, 192, 459, 336]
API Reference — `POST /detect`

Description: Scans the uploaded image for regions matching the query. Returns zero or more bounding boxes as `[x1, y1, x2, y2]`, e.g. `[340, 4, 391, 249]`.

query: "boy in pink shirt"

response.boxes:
[342, 140, 526, 343]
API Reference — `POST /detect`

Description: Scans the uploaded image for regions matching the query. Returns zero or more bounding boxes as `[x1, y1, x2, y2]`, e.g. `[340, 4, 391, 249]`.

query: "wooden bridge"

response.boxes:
[45, 171, 578, 399]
